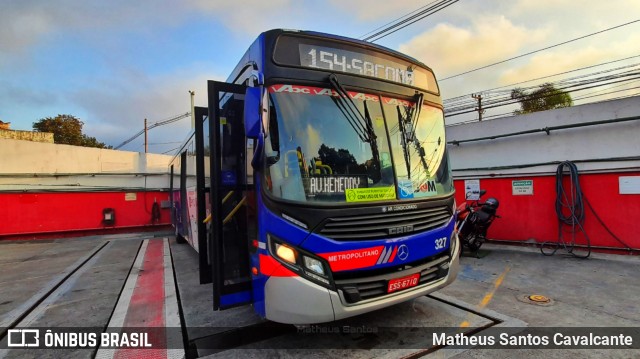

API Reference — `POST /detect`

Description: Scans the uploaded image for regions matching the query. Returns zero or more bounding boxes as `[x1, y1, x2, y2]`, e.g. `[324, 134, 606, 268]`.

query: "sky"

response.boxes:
[1, 0, 639, 154]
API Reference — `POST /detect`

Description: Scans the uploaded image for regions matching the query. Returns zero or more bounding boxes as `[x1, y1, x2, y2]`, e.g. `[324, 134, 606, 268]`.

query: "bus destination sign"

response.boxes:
[298, 44, 432, 89]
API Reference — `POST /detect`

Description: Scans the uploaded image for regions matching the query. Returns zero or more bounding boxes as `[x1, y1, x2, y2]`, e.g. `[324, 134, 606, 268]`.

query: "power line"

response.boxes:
[162, 147, 180, 155]
[359, 0, 441, 39]
[444, 70, 640, 117]
[440, 19, 640, 81]
[444, 69, 640, 113]
[114, 129, 145, 150]
[572, 85, 640, 102]
[363, 0, 460, 42]
[443, 54, 640, 103]
[146, 141, 184, 145]
[446, 74, 640, 116]
[443, 61, 640, 114]
[449, 87, 640, 124]
[114, 112, 190, 150]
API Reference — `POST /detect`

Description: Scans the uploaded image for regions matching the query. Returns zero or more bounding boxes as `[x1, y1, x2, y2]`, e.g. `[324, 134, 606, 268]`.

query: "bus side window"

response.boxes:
[268, 99, 280, 154]
[265, 97, 283, 197]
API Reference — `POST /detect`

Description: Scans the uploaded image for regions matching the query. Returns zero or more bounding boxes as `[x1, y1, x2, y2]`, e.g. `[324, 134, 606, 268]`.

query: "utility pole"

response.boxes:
[472, 93, 484, 121]
[189, 90, 195, 129]
[144, 118, 148, 153]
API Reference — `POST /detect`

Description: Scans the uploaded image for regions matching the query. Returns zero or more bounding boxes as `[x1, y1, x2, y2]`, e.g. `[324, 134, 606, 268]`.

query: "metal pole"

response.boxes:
[144, 118, 148, 153]
[472, 94, 483, 121]
[189, 90, 195, 129]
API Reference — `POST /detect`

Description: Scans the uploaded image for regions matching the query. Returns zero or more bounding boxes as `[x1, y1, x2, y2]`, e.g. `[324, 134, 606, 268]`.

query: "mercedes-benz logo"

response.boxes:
[397, 244, 409, 261]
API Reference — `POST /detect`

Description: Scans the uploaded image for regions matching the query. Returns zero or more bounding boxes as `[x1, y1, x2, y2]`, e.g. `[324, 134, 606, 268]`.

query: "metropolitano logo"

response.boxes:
[7, 329, 40, 347]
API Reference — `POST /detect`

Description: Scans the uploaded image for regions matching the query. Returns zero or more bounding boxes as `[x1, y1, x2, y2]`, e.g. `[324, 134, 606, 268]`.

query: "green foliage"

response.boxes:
[32, 114, 111, 148]
[511, 83, 573, 115]
[318, 144, 361, 172]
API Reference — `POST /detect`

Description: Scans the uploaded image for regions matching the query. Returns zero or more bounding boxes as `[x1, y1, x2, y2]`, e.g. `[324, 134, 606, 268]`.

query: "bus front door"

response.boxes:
[207, 81, 254, 310]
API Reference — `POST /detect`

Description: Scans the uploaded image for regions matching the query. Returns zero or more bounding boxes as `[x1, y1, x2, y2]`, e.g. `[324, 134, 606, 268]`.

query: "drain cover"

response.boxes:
[528, 294, 550, 303]
[517, 294, 555, 306]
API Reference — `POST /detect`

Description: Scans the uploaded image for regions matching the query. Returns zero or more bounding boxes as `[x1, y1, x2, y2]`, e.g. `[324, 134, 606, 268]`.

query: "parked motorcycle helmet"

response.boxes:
[481, 197, 499, 214]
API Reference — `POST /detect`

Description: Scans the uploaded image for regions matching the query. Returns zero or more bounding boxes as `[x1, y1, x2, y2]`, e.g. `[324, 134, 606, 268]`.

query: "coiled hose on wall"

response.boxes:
[541, 161, 591, 258]
[541, 161, 632, 258]
[151, 200, 161, 224]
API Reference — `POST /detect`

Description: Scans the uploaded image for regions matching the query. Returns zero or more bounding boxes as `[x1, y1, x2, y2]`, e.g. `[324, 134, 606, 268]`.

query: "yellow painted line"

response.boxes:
[458, 265, 510, 328]
[478, 266, 509, 308]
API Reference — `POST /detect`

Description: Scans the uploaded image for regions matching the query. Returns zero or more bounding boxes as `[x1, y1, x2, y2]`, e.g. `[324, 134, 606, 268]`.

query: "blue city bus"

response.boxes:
[169, 29, 459, 324]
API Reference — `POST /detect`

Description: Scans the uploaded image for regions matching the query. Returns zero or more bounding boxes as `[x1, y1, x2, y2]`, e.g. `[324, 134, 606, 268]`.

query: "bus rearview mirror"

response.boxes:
[244, 87, 261, 138]
[251, 134, 264, 169]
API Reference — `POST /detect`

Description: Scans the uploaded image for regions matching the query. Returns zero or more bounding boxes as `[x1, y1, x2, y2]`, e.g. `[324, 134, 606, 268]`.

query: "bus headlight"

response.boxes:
[268, 234, 334, 289]
[275, 243, 297, 264]
[303, 256, 325, 276]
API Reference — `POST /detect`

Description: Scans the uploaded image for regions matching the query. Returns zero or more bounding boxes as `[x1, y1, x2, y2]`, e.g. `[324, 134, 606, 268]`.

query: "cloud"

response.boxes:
[69, 66, 225, 150]
[0, 82, 59, 107]
[0, 1, 188, 56]
[188, 0, 295, 35]
[327, 0, 431, 22]
[398, 15, 548, 77]
[0, 6, 51, 53]
[508, 0, 640, 30]
[499, 33, 640, 85]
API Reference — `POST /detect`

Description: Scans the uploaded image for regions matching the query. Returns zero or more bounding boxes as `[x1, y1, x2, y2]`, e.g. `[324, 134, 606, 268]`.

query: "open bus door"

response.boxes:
[206, 80, 257, 310]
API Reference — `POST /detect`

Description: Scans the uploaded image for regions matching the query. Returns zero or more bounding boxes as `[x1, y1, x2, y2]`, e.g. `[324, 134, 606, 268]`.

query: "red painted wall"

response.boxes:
[454, 172, 640, 249]
[0, 191, 171, 238]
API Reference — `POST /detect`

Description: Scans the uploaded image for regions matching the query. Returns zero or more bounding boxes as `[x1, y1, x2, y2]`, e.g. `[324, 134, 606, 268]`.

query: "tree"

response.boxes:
[33, 114, 111, 148]
[511, 83, 573, 115]
[317, 144, 362, 173]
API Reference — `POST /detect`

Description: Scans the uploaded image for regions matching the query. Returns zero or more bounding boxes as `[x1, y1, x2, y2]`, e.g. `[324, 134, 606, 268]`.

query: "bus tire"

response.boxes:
[176, 234, 187, 244]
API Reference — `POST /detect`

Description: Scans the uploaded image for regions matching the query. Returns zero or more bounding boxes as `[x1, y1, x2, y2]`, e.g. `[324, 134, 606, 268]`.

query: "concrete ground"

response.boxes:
[440, 243, 640, 358]
[172, 239, 639, 358]
[0, 233, 638, 358]
[0, 232, 173, 359]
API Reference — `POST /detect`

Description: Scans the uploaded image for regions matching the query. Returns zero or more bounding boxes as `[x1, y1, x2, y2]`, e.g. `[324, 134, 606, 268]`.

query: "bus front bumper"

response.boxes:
[264, 234, 460, 324]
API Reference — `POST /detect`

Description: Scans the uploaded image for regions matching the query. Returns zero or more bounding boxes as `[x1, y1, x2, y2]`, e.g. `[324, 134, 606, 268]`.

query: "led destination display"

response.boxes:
[273, 34, 437, 91]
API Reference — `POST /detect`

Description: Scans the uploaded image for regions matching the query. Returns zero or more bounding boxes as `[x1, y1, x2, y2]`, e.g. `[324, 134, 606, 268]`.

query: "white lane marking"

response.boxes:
[164, 238, 185, 359]
[95, 239, 149, 359]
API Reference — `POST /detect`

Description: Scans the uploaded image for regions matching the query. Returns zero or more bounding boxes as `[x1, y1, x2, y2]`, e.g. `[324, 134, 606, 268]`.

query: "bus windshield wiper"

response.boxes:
[397, 105, 412, 179]
[328, 74, 371, 143]
[328, 74, 381, 174]
[410, 93, 430, 174]
[397, 92, 426, 179]
[363, 101, 380, 168]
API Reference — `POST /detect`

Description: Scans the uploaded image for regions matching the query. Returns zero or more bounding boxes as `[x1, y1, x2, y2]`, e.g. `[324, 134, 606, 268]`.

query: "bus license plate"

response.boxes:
[387, 273, 420, 293]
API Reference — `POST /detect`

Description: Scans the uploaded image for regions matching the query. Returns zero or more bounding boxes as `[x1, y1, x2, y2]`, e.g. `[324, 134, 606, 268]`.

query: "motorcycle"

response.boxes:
[456, 189, 500, 253]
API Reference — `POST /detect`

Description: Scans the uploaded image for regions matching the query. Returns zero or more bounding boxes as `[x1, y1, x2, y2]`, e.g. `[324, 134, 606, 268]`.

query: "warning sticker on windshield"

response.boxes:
[345, 186, 396, 203]
[398, 180, 414, 199]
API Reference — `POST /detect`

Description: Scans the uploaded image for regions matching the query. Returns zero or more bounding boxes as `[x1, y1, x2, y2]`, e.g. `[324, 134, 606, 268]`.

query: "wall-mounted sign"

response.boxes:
[512, 180, 534, 195]
[124, 193, 137, 201]
[619, 176, 640, 194]
[464, 179, 480, 200]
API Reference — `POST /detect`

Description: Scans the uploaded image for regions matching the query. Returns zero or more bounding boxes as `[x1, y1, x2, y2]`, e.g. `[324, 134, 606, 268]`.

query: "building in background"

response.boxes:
[0, 119, 54, 143]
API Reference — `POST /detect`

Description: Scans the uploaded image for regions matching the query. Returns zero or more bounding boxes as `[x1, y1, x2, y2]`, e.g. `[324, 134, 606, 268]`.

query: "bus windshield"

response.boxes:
[263, 84, 452, 204]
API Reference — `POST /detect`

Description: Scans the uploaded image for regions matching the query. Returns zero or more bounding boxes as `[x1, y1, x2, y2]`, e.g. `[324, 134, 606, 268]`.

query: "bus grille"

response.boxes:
[317, 205, 452, 240]
[335, 253, 450, 304]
